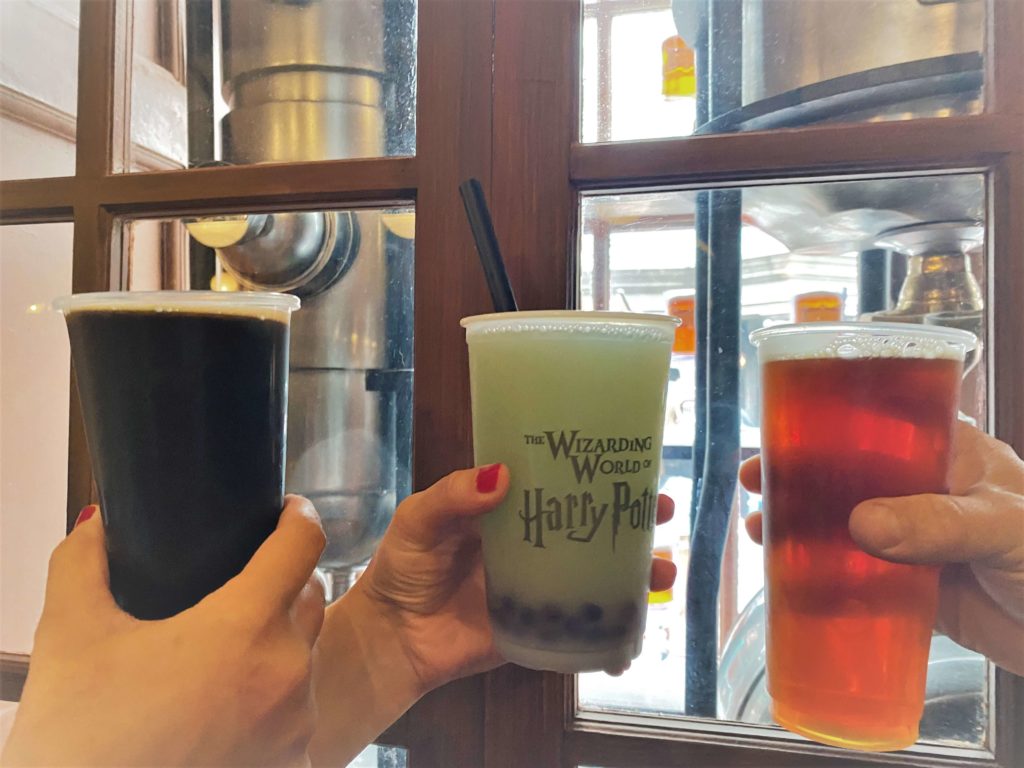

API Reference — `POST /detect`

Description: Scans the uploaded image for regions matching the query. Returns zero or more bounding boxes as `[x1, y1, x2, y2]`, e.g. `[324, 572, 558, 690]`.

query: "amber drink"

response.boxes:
[750, 322, 975, 751]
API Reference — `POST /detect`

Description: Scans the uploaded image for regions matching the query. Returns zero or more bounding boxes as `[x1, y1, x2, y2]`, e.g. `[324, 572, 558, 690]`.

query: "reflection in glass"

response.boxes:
[129, 0, 417, 172]
[125, 207, 415, 598]
[576, 173, 990, 750]
[580, 0, 984, 143]
[347, 744, 408, 768]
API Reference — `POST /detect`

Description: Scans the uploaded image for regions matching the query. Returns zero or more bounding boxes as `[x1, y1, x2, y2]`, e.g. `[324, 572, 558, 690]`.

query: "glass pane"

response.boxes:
[0, 223, 73, 657]
[128, 0, 417, 172]
[580, 0, 985, 143]
[0, 1, 78, 179]
[576, 173, 991, 752]
[123, 205, 415, 598]
[347, 744, 408, 768]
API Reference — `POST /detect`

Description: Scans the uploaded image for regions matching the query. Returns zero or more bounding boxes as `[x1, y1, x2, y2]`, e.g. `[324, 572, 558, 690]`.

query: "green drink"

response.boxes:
[462, 311, 677, 673]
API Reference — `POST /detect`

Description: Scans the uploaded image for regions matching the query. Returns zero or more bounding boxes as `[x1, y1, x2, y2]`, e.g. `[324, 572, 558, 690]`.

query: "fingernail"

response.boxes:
[75, 505, 97, 528]
[475, 463, 502, 494]
[853, 502, 903, 551]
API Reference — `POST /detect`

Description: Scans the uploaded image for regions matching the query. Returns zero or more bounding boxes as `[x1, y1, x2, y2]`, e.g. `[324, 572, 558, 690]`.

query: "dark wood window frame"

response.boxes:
[1, 1, 1022, 766]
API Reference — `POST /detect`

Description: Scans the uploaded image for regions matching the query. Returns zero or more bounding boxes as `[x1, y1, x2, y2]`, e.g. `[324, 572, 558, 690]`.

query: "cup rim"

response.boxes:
[749, 321, 978, 352]
[460, 310, 680, 329]
[52, 290, 301, 316]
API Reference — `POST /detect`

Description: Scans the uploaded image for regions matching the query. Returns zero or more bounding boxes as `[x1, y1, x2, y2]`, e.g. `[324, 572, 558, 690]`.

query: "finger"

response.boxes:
[656, 494, 675, 525]
[849, 489, 1024, 568]
[744, 511, 764, 546]
[605, 660, 631, 677]
[42, 506, 122, 618]
[935, 565, 1024, 676]
[291, 573, 327, 649]
[739, 455, 762, 494]
[650, 557, 677, 592]
[391, 465, 510, 546]
[232, 495, 326, 610]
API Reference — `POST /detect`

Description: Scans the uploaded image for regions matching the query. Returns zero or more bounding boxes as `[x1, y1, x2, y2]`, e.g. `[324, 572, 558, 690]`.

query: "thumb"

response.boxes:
[849, 490, 1023, 568]
[391, 464, 510, 546]
[42, 506, 122, 619]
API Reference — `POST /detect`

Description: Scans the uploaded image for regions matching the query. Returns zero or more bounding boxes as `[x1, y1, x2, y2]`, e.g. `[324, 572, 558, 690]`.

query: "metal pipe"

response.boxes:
[686, 0, 743, 717]
[686, 188, 742, 717]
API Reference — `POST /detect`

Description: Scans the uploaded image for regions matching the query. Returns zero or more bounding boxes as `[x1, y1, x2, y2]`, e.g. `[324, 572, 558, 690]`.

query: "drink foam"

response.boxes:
[751, 322, 976, 363]
[53, 291, 299, 323]
[462, 310, 678, 343]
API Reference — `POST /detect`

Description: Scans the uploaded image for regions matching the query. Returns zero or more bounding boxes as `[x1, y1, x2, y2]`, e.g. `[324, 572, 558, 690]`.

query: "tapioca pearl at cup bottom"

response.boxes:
[519, 607, 538, 627]
[488, 598, 642, 645]
[618, 602, 639, 626]
[488, 596, 517, 628]
[605, 624, 629, 640]
[540, 604, 564, 624]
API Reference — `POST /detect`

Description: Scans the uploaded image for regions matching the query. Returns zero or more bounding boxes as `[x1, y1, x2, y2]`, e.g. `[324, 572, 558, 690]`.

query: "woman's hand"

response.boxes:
[355, 464, 676, 689]
[739, 422, 1024, 674]
[3, 496, 326, 768]
[309, 465, 677, 765]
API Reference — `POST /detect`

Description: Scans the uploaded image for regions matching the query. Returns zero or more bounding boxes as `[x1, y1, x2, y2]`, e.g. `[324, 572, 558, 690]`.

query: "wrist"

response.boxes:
[332, 582, 428, 705]
[309, 584, 426, 766]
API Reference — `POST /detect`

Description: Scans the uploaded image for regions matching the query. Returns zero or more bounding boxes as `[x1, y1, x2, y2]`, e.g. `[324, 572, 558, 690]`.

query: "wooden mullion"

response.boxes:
[990, 0, 1024, 117]
[0, 177, 78, 224]
[570, 116, 1016, 189]
[483, 1, 579, 764]
[563, 728, 997, 768]
[0, 158, 417, 222]
[987, 143, 1024, 768]
[75, 0, 131, 178]
[92, 157, 418, 216]
[66, 205, 123, 529]
[388, 0, 495, 763]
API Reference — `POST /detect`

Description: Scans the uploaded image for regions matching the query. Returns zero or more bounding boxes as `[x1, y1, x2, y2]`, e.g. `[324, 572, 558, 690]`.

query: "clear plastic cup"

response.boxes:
[750, 321, 976, 751]
[462, 310, 678, 673]
[55, 291, 300, 619]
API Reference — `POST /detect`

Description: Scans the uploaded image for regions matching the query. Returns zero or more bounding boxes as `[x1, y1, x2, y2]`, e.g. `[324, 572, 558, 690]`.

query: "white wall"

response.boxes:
[0, 223, 73, 660]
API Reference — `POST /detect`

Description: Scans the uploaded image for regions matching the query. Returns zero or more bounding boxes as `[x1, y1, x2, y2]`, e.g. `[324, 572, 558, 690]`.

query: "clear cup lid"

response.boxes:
[750, 321, 977, 362]
[461, 310, 680, 340]
[53, 291, 300, 319]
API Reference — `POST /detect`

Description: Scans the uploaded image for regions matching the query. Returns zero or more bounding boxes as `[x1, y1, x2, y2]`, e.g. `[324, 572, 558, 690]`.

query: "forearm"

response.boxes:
[308, 586, 424, 767]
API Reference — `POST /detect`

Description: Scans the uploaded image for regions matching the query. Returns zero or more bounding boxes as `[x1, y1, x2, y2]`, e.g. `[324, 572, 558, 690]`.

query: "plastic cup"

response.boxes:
[55, 291, 300, 619]
[462, 310, 678, 673]
[750, 321, 977, 751]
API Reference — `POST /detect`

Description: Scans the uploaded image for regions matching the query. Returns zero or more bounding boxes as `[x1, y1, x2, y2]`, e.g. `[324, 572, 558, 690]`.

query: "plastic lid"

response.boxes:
[53, 291, 300, 320]
[750, 321, 977, 362]
[461, 310, 679, 342]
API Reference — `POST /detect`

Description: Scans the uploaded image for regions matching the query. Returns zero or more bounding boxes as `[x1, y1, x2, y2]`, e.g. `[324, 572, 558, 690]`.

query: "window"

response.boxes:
[576, 176, 991, 752]
[1, 0, 1021, 765]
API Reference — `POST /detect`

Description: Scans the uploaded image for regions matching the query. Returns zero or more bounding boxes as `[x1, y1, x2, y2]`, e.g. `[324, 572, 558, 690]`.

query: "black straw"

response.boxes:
[459, 178, 518, 312]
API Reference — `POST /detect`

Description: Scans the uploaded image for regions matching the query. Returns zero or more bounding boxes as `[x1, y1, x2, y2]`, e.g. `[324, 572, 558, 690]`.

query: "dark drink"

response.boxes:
[751, 323, 975, 751]
[58, 292, 299, 619]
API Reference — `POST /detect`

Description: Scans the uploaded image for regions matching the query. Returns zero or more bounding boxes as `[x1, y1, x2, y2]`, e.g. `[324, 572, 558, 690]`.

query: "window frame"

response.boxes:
[0, 0, 1021, 766]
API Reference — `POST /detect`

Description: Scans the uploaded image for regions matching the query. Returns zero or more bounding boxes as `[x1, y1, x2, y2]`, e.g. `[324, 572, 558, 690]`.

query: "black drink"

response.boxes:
[65, 302, 291, 619]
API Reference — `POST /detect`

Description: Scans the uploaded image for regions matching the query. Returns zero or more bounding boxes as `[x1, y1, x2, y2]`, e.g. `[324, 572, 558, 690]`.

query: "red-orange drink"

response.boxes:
[750, 322, 976, 751]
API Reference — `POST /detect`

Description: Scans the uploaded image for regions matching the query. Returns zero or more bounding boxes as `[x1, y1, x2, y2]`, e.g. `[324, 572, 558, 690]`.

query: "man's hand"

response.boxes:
[740, 422, 1024, 674]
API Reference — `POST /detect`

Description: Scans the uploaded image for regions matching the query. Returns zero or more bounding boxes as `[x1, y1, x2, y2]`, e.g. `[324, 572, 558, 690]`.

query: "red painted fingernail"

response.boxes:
[475, 464, 502, 494]
[75, 505, 97, 528]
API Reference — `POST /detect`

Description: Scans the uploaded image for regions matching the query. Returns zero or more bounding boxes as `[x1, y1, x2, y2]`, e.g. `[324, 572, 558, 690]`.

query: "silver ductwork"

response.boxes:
[187, 0, 414, 588]
[220, 0, 386, 163]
